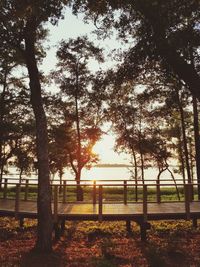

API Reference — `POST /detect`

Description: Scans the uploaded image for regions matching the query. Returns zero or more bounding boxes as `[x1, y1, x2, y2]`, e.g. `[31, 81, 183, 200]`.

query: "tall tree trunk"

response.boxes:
[0, 162, 4, 188]
[192, 96, 200, 199]
[138, 138, 144, 183]
[0, 144, 6, 189]
[19, 168, 23, 184]
[166, 165, 180, 201]
[176, 88, 192, 184]
[138, 109, 145, 183]
[140, 150, 144, 183]
[138, 129, 144, 183]
[76, 170, 83, 201]
[0, 69, 8, 188]
[178, 130, 186, 184]
[24, 17, 52, 252]
[69, 154, 83, 201]
[189, 139, 194, 182]
[75, 94, 83, 201]
[176, 88, 194, 200]
[189, 46, 200, 199]
[131, 146, 138, 181]
[58, 168, 64, 194]
[75, 68, 83, 201]
[131, 149, 138, 201]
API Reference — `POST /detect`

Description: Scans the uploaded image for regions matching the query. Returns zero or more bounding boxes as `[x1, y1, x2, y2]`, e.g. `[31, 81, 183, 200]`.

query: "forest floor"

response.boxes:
[0, 218, 200, 267]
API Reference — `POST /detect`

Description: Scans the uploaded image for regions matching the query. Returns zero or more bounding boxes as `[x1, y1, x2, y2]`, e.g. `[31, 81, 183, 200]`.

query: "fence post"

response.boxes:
[124, 180, 127, 205]
[63, 181, 66, 203]
[24, 180, 29, 201]
[189, 183, 193, 202]
[156, 179, 161, 203]
[184, 184, 190, 220]
[189, 183, 192, 202]
[15, 184, 20, 219]
[54, 185, 58, 223]
[3, 178, 8, 199]
[93, 180, 96, 205]
[143, 185, 148, 223]
[135, 179, 138, 202]
[140, 184, 148, 241]
[98, 185, 103, 221]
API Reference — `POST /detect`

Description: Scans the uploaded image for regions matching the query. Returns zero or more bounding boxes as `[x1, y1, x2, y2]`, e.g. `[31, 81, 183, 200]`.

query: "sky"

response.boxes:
[42, 8, 130, 164]
[42, 8, 124, 74]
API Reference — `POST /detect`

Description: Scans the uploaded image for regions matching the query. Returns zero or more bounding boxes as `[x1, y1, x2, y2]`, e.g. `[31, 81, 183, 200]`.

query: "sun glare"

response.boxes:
[92, 134, 129, 164]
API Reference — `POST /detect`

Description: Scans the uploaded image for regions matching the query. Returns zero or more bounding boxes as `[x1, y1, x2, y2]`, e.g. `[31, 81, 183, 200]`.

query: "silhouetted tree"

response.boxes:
[53, 36, 104, 200]
[0, 0, 67, 252]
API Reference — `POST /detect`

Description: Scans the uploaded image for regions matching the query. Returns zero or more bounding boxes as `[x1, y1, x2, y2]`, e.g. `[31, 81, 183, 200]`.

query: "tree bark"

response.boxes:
[178, 129, 186, 184]
[189, 139, 194, 182]
[19, 168, 23, 184]
[76, 170, 83, 201]
[0, 161, 4, 188]
[75, 67, 83, 201]
[58, 168, 63, 194]
[138, 115, 144, 183]
[189, 47, 200, 199]
[69, 154, 83, 201]
[192, 96, 200, 199]
[0, 69, 8, 187]
[131, 146, 138, 181]
[166, 165, 180, 201]
[138, 135, 144, 183]
[176, 88, 192, 184]
[24, 16, 53, 252]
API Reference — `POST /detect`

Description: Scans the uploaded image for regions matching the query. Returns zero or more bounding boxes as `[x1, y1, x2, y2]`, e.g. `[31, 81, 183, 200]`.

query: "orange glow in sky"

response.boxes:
[92, 133, 129, 164]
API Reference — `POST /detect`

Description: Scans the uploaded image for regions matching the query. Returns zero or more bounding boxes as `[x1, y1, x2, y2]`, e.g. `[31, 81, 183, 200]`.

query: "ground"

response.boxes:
[0, 218, 200, 267]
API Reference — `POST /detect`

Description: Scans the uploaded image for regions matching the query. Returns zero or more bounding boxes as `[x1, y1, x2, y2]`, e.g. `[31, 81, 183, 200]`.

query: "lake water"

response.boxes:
[53, 166, 185, 184]
[5, 166, 189, 185]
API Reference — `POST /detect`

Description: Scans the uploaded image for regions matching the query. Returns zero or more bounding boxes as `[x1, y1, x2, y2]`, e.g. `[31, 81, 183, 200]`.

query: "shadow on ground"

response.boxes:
[20, 251, 63, 267]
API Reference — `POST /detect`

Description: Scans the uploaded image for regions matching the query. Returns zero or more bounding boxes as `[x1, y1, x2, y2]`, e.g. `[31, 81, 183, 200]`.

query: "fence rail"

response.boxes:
[0, 178, 200, 241]
[0, 178, 199, 224]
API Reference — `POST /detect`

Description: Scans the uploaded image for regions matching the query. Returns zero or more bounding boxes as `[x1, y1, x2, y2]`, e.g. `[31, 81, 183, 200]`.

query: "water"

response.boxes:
[4, 166, 189, 185]
[54, 166, 185, 184]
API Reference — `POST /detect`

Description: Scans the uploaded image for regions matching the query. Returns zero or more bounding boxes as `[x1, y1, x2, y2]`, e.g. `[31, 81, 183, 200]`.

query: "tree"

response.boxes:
[0, 75, 33, 182]
[49, 121, 71, 185]
[70, 0, 200, 98]
[0, 0, 67, 252]
[53, 36, 104, 200]
[106, 80, 182, 202]
[0, 54, 21, 185]
[96, 0, 200, 194]
[12, 105, 35, 182]
[108, 93, 148, 183]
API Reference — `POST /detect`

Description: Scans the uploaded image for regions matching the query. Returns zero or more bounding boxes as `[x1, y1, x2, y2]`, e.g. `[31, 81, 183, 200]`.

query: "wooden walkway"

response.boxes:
[0, 199, 200, 220]
[0, 179, 200, 240]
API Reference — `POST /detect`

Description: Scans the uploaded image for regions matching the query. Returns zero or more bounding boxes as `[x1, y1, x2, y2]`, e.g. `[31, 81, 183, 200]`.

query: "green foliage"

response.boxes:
[52, 36, 105, 181]
[1, 185, 196, 203]
[0, 64, 35, 178]
[69, 0, 200, 185]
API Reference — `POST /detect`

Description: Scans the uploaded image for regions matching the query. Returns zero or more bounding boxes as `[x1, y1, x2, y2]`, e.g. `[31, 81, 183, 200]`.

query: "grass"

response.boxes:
[0, 185, 198, 202]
